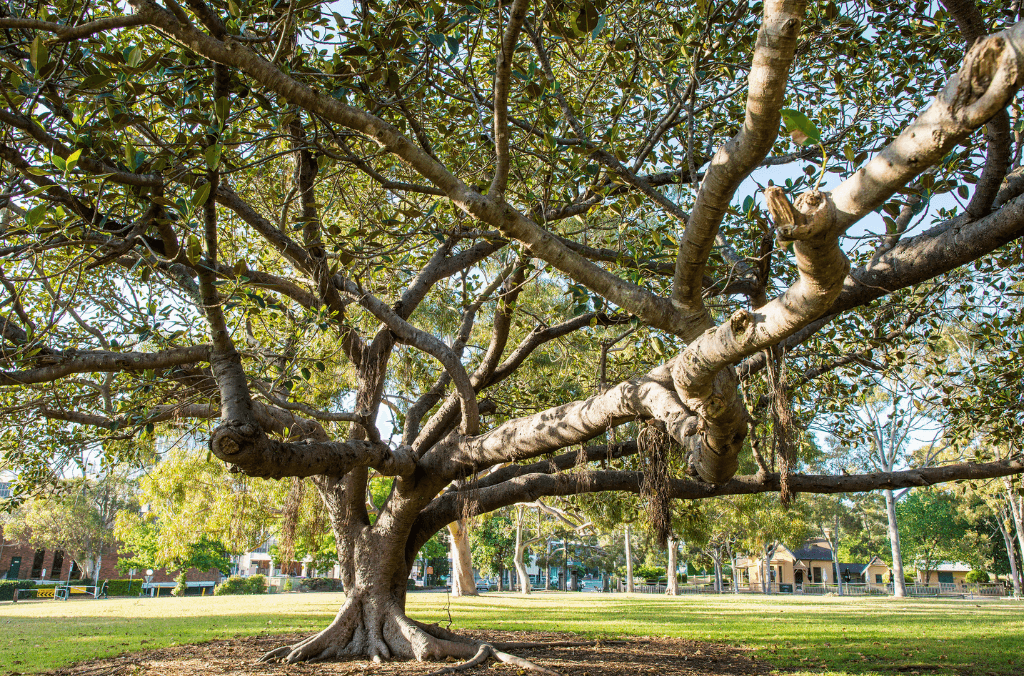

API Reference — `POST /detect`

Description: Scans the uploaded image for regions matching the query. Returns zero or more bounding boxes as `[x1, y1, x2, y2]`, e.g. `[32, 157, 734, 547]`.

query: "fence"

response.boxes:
[626, 581, 1008, 597]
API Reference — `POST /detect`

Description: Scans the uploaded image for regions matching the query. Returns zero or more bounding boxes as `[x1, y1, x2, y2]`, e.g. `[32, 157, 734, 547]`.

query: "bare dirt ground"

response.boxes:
[43, 631, 773, 676]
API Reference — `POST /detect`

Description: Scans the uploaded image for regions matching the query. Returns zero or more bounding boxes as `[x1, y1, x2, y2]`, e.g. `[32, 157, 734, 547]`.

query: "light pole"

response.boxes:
[144, 569, 154, 597]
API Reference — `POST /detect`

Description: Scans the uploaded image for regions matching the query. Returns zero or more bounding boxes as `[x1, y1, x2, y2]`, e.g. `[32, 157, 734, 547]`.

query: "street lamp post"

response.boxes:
[144, 569, 154, 597]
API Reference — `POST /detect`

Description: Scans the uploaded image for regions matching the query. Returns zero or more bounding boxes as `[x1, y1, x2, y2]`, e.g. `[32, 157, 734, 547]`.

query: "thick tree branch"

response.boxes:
[672, 0, 805, 320]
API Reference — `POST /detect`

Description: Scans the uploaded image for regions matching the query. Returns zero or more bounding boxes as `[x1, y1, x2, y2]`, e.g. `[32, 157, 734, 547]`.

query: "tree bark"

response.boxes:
[624, 524, 634, 593]
[828, 520, 843, 596]
[447, 521, 478, 598]
[884, 489, 907, 597]
[666, 537, 678, 595]
[997, 512, 1021, 598]
[514, 507, 532, 595]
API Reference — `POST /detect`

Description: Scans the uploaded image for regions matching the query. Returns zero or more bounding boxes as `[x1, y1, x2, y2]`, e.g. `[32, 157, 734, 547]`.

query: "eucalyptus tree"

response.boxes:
[5, 0, 1024, 671]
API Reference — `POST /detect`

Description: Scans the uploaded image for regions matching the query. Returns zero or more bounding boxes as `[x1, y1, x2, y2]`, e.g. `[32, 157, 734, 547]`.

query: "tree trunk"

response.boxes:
[561, 541, 569, 591]
[624, 524, 634, 593]
[884, 489, 908, 597]
[713, 550, 723, 593]
[831, 546, 842, 595]
[1004, 486, 1024, 587]
[447, 520, 478, 598]
[262, 528, 496, 664]
[666, 537, 678, 595]
[516, 503, 532, 594]
[997, 514, 1021, 598]
[514, 524, 531, 595]
[762, 548, 771, 595]
[545, 538, 552, 590]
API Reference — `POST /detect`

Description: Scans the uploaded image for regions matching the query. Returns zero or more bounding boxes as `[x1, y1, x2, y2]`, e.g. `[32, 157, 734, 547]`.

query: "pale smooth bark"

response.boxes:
[624, 524, 634, 594]
[884, 489, 908, 598]
[447, 521, 478, 598]
[666, 537, 678, 596]
[513, 505, 537, 595]
[996, 511, 1021, 598]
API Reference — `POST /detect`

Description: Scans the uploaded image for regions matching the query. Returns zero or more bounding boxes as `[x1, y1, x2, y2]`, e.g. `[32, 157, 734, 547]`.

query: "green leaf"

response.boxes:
[29, 36, 48, 74]
[186, 234, 202, 265]
[192, 181, 212, 207]
[204, 144, 222, 171]
[126, 46, 142, 69]
[214, 96, 230, 126]
[25, 203, 46, 228]
[65, 149, 82, 172]
[780, 109, 821, 146]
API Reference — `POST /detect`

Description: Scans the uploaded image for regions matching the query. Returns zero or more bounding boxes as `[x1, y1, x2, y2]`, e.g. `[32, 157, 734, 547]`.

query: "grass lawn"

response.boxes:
[1, 592, 1021, 675]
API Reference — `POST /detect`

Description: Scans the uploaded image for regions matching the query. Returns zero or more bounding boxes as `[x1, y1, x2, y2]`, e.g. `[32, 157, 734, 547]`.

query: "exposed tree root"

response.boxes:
[423, 643, 494, 676]
[259, 599, 559, 674]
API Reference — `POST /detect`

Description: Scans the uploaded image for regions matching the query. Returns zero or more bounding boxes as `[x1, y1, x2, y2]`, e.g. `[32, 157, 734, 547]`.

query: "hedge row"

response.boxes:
[299, 577, 343, 592]
[214, 575, 267, 595]
[0, 580, 36, 601]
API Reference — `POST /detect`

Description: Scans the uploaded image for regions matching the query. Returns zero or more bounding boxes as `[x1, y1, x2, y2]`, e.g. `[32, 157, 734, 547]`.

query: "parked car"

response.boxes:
[475, 579, 491, 592]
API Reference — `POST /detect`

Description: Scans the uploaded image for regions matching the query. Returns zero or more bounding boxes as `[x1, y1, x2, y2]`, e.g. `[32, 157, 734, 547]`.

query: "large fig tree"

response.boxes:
[3, 0, 1024, 669]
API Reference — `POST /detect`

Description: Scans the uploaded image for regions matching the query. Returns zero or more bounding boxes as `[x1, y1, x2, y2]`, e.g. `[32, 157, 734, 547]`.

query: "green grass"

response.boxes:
[1, 592, 1021, 675]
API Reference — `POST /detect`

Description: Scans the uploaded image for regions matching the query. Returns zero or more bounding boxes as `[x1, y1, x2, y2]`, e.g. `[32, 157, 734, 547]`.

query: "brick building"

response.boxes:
[0, 483, 222, 588]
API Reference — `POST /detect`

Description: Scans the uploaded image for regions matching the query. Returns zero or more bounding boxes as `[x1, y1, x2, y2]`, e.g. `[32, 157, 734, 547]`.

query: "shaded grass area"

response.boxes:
[1, 592, 1021, 675]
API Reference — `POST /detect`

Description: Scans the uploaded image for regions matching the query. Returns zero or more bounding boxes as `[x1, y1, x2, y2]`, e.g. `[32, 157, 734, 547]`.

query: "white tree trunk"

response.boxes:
[762, 548, 771, 594]
[624, 524, 634, 593]
[997, 514, 1021, 598]
[713, 550, 723, 592]
[884, 489, 907, 598]
[514, 507, 531, 595]
[666, 537, 678, 595]
[1004, 487, 1024, 586]
[447, 520, 478, 597]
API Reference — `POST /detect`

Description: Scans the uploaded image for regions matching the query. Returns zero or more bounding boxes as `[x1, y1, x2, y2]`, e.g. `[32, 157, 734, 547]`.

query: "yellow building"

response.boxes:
[736, 538, 890, 592]
[914, 562, 971, 586]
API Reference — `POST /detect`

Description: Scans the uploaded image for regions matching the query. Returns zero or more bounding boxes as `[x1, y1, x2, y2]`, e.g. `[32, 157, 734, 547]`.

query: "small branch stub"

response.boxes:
[765, 187, 837, 243]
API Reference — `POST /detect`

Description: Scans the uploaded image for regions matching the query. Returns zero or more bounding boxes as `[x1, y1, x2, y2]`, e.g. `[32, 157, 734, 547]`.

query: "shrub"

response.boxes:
[300, 577, 343, 592]
[966, 570, 990, 583]
[283, 579, 293, 592]
[105, 579, 144, 596]
[246, 574, 267, 594]
[0, 580, 36, 601]
[633, 565, 665, 582]
[214, 576, 250, 595]
[171, 572, 188, 597]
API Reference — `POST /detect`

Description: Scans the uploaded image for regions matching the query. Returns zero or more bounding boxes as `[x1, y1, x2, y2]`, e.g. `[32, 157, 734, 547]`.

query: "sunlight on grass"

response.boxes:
[1, 592, 1021, 675]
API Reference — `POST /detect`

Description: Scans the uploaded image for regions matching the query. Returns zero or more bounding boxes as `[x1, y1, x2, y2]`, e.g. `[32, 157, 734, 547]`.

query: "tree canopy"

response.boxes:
[2, 0, 1024, 669]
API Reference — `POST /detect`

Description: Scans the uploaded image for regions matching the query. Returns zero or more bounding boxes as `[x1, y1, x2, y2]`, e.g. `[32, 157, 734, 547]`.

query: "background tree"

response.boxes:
[896, 489, 974, 585]
[3, 0, 1024, 670]
[6, 471, 134, 581]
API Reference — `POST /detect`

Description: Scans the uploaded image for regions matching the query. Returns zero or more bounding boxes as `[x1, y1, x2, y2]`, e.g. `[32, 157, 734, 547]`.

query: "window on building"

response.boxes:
[875, 573, 883, 584]
[30, 549, 45, 578]
[812, 566, 822, 583]
[51, 551, 64, 579]
[69, 560, 81, 580]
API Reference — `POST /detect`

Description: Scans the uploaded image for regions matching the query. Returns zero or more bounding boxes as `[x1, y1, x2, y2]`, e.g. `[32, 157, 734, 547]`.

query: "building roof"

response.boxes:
[791, 545, 834, 561]
[838, 563, 867, 575]
[915, 561, 972, 572]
